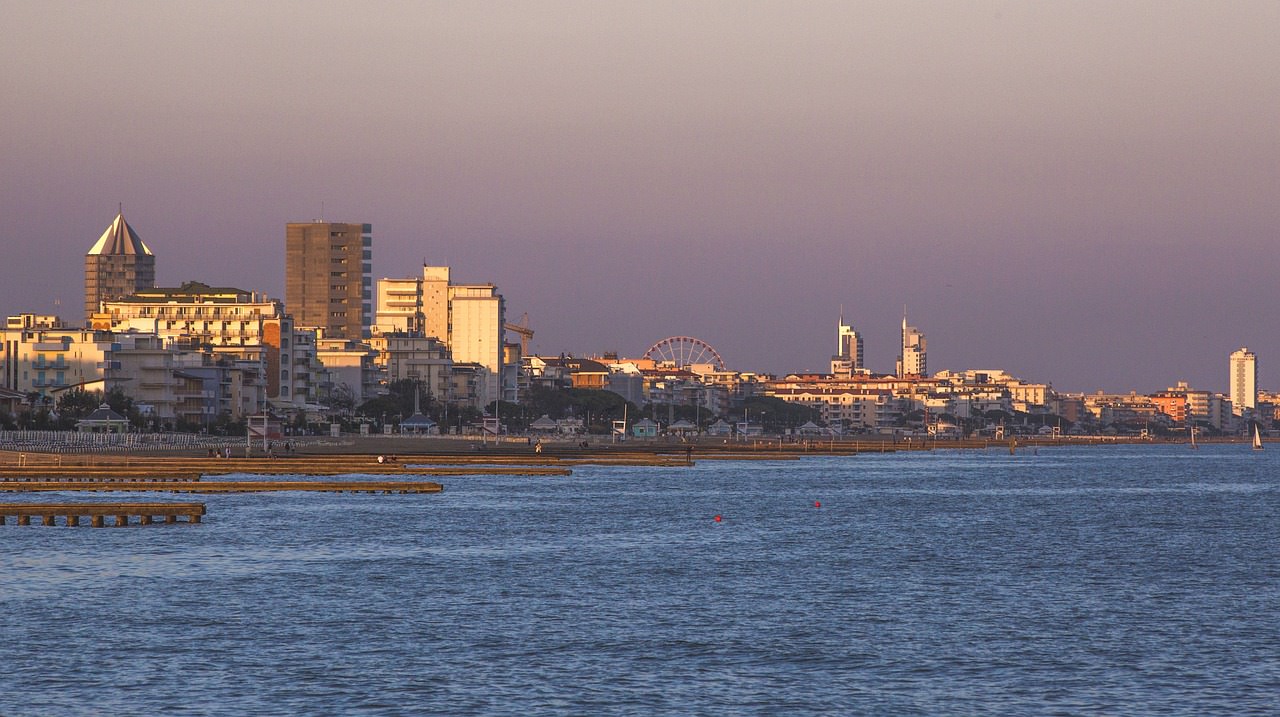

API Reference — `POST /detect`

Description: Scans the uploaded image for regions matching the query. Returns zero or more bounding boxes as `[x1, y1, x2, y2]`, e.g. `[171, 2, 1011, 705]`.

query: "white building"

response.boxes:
[97, 282, 283, 348]
[374, 277, 423, 335]
[897, 314, 927, 378]
[1230, 347, 1257, 416]
[832, 311, 865, 377]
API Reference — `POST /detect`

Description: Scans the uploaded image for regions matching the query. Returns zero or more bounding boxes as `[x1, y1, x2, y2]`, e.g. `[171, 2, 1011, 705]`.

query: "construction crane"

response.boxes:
[504, 312, 534, 354]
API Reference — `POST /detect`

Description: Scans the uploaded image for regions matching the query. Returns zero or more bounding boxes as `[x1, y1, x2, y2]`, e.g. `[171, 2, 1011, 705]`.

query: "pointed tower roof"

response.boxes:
[87, 212, 153, 256]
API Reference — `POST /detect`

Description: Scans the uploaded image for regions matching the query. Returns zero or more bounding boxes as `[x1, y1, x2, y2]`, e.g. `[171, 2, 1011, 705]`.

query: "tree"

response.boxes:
[103, 387, 146, 428]
[327, 383, 356, 417]
[521, 386, 637, 433]
[741, 395, 820, 432]
[57, 388, 103, 419]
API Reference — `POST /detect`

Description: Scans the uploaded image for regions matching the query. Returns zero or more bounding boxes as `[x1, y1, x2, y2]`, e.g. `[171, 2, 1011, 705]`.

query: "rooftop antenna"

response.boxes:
[320, 201, 325, 222]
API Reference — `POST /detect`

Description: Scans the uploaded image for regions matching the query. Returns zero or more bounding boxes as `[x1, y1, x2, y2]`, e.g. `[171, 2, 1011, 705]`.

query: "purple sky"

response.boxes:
[3, 2, 1278, 394]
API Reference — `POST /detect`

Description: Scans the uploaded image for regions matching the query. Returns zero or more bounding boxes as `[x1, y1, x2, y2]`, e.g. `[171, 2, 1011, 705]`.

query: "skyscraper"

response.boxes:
[1229, 347, 1257, 416]
[831, 310, 864, 377]
[84, 211, 155, 322]
[897, 312, 927, 378]
[285, 222, 372, 340]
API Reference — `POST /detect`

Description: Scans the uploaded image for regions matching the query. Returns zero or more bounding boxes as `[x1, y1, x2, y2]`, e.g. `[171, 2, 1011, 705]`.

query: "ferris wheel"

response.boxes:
[643, 336, 726, 371]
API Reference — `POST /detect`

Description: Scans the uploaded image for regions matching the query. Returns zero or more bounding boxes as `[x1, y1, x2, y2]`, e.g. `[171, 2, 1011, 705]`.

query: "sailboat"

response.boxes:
[1252, 424, 1264, 451]
[1189, 425, 1198, 450]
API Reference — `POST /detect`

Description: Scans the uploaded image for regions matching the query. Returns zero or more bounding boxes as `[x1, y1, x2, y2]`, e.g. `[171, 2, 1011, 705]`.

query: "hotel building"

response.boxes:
[1230, 347, 1257, 416]
[84, 212, 155, 322]
[285, 221, 372, 340]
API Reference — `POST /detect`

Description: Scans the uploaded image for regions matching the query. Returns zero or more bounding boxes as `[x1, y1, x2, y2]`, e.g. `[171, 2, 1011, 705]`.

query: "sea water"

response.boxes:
[1, 444, 1277, 715]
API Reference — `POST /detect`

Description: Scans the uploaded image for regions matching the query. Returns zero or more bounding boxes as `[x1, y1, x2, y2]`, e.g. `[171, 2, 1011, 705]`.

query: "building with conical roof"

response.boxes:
[84, 211, 155, 322]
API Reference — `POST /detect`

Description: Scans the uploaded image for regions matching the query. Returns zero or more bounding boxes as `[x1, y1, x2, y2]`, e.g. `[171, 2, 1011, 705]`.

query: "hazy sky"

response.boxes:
[3, 1, 1277, 393]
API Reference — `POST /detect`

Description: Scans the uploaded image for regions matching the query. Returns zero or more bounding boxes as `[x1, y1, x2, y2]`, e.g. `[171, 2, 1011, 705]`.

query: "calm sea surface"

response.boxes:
[2, 444, 1278, 715]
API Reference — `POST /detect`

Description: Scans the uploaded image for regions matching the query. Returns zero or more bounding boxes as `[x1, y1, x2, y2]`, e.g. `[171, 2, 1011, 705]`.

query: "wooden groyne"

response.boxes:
[0, 502, 205, 526]
[0, 479, 443, 494]
[0, 472, 202, 482]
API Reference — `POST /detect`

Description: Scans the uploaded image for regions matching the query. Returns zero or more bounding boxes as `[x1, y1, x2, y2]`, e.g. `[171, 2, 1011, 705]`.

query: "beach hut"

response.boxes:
[632, 418, 658, 438]
[706, 419, 733, 436]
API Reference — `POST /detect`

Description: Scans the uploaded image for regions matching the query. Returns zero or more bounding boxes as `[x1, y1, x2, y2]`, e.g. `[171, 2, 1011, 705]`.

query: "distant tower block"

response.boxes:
[832, 309, 864, 377]
[286, 221, 373, 340]
[897, 312, 927, 378]
[1229, 347, 1257, 416]
[84, 211, 155, 322]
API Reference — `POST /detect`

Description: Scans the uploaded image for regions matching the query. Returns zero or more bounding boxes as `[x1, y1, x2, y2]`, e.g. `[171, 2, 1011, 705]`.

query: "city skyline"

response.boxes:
[3, 2, 1277, 393]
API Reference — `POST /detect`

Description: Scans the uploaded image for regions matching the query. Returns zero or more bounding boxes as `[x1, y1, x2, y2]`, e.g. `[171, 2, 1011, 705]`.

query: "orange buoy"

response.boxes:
[814, 500, 821, 508]
[713, 514, 722, 523]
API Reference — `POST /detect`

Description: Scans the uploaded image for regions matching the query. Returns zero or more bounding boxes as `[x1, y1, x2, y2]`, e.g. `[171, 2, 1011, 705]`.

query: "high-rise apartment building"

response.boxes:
[373, 265, 505, 405]
[285, 222, 372, 340]
[897, 313, 927, 378]
[831, 311, 864, 377]
[84, 211, 155, 322]
[1230, 347, 1257, 416]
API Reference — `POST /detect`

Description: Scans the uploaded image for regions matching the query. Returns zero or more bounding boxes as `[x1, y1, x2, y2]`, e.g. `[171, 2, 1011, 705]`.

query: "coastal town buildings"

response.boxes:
[1, 316, 117, 398]
[84, 211, 155, 322]
[285, 221, 372, 340]
[96, 282, 282, 348]
[374, 266, 506, 406]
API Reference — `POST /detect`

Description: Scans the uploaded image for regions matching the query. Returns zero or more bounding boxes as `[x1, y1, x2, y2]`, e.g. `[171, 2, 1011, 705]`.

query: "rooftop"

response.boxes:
[87, 212, 153, 257]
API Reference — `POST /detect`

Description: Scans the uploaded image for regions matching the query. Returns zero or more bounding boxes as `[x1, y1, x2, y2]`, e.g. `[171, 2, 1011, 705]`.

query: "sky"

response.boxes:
[2, 1, 1277, 394]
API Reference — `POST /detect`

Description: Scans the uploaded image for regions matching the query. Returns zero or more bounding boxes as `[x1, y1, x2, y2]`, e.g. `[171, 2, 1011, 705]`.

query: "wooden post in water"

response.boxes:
[91, 515, 104, 528]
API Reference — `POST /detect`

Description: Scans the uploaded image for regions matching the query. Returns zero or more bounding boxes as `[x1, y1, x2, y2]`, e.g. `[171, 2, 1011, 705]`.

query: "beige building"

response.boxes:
[381, 335, 453, 402]
[315, 338, 380, 408]
[98, 282, 282, 347]
[285, 221, 372, 340]
[1, 316, 117, 398]
[374, 277, 423, 334]
[85, 212, 155, 322]
[1230, 347, 1257, 416]
[109, 333, 266, 427]
[374, 265, 505, 405]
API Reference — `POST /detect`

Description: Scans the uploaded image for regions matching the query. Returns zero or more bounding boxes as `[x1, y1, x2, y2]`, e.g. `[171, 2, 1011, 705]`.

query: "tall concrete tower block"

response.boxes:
[898, 314, 927, 378]
[831, 310, 865, 377]
[85, 212, 155, 322]
[1229, 346, 1257, 416]
[285, 222, 372, 340]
